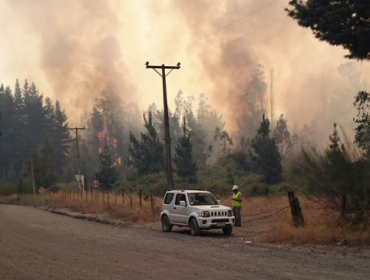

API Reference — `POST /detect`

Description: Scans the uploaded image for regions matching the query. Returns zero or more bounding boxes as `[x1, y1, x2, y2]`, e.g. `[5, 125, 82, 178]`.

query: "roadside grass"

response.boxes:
[0, 190, 162, 224]
[1, 192, 369, 245]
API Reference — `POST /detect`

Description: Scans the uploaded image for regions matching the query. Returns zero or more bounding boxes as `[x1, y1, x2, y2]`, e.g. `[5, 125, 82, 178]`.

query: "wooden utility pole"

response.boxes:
[25, 145, 36, 195]
[145, 62, 181, 190]
[68, 127, 85, 191]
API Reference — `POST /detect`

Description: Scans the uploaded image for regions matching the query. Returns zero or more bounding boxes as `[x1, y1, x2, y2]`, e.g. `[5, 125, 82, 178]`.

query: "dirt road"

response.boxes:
[1, 205, 369, 280]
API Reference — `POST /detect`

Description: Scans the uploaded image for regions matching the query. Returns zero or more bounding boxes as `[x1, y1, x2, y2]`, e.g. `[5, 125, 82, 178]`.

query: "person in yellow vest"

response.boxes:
[232, 185, 243, 227]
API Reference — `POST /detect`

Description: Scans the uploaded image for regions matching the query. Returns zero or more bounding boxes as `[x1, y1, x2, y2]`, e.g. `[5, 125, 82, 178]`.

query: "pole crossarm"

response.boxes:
[68, 127, 85, 135]
[145, 61, 181, 190]
[146, 64, 181, 70]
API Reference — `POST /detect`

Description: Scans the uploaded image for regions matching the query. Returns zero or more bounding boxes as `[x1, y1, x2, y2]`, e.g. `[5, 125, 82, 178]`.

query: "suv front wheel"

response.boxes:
[161, 215, 173, 232]
[222, 225, 233, 235]
[189, 218, 200, 236]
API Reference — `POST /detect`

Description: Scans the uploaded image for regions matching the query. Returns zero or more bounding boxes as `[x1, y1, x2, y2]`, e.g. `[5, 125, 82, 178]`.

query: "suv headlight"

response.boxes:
[201, 211, 210, 217]
[228, 210, 232, 217]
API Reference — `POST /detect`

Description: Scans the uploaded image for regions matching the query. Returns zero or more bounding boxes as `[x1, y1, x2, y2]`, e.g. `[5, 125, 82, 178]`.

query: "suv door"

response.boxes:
[172, 193, 188, 224]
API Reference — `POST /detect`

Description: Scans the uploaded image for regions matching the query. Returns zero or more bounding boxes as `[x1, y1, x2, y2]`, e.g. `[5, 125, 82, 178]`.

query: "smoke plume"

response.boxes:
[1, 0, 369, 144]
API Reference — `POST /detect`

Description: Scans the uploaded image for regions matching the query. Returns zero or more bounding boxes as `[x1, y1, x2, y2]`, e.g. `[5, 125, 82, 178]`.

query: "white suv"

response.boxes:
[160, 190, 234, 236]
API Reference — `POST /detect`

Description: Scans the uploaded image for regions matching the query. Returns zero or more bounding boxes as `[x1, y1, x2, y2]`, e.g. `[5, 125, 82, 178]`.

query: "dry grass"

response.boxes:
[1, 192, 369, 245]
[249, 196, 370, 246]
[0, 190, 162, 224]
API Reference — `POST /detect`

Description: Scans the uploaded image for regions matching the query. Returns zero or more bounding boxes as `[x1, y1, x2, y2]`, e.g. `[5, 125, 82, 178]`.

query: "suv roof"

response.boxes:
[166, 190, 209, 193]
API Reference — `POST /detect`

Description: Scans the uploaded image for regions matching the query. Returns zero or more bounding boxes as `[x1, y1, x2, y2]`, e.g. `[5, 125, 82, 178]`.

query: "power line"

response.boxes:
[245, 205, 290, 223]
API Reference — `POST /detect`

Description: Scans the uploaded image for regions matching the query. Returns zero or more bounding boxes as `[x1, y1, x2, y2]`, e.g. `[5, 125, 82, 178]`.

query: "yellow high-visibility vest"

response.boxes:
[232, 191, 242, 207]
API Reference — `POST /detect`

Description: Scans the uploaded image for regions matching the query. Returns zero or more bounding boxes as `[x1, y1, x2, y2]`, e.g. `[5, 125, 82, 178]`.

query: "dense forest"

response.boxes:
[1, 62, 370, 216]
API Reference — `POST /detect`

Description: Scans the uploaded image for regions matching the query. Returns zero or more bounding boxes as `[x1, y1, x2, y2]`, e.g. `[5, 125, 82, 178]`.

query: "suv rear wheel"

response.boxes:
[161, 215, 172, 232]
[189, 218, 200, 236]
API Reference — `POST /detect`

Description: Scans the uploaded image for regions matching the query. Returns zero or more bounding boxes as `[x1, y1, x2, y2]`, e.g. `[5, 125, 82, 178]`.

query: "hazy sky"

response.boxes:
[0, 0, 369, 139]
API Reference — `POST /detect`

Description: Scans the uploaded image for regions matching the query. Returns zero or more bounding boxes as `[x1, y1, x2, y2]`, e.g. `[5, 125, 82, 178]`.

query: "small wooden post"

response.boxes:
[103, 191, 105, 205]
[150, 191, 154, 210]
[95, 189, 99, 216]
[341, 194, 347, 217]
[139, 190, 142, 208]
[115, 192, 117, 205]
[287, 191, 304, 227]
[107, 192, 110, 205]
[122, 190, 125, 205]
[129, 193, 132, 206]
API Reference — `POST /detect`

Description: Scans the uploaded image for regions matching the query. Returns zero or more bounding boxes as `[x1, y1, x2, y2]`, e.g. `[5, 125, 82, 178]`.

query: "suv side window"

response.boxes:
[175, 193, 187, 205]
[164, 193, 174, 204]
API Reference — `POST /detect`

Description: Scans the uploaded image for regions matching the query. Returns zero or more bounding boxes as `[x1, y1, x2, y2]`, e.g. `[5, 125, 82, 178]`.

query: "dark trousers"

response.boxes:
[233, 206, 241, 226]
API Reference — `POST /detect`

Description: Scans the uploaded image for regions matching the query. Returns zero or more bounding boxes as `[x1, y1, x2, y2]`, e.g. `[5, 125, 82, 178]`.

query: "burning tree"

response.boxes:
[95, 141, 119, 190]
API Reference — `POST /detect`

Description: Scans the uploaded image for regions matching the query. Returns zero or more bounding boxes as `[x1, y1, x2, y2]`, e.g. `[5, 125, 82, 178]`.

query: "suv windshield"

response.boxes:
[187, 192, 218, 206]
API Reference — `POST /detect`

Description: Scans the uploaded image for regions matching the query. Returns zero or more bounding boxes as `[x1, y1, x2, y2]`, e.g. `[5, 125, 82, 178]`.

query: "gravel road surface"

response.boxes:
[1, 205, 369, 280]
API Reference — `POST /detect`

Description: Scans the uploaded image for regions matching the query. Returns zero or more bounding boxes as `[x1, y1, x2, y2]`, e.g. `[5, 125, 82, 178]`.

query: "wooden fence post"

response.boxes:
[287, 191, 304, 227]
[115, 192, 117, 206]
[139, 190, 142, 208]
[107, 192, 110, 206]
[341, 194, 347, 217]
[150, 191, 154, 210]
[122, 190, 125, 205]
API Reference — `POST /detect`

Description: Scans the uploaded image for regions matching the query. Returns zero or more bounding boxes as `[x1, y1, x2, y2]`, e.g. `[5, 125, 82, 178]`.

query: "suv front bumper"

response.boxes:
[196, 216, 234, 229]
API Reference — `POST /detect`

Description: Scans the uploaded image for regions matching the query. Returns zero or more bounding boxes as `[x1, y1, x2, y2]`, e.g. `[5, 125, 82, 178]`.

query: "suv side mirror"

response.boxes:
[217, 200, 221, 204]
[179, 200, 186, 207]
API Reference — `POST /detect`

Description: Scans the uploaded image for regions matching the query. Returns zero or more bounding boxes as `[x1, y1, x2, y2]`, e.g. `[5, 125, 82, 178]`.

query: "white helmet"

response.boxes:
[232, 185, 239, 191]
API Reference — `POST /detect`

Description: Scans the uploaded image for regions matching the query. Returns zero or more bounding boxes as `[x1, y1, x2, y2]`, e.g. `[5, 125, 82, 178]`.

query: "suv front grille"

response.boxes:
[210, 211, 227, 217]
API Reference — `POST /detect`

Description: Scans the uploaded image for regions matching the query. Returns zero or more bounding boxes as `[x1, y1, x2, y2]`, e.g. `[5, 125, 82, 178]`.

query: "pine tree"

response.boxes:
[272, 114, 293, 160]
[300, 123, 358, 215]
[249, 115, 282, 185]
[128, 112, 165, 175]
[53, 101, 72, 173]
[23, 82, 46, 146]
[174, 117, 198, 183]
[0, 86, 16, 181]
[34, 135, 57, 188]
[12, 80, 27, 177]
[238, 64, 268, 139]
[95, 140, 119, 190]
[286, 0, 370, 60]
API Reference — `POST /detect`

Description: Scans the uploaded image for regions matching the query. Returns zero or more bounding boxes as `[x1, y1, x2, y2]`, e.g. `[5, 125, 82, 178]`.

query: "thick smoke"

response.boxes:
[1, 0, 369, 145]
[4, 0, 133, 124]
[169, 0, 370, 143]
